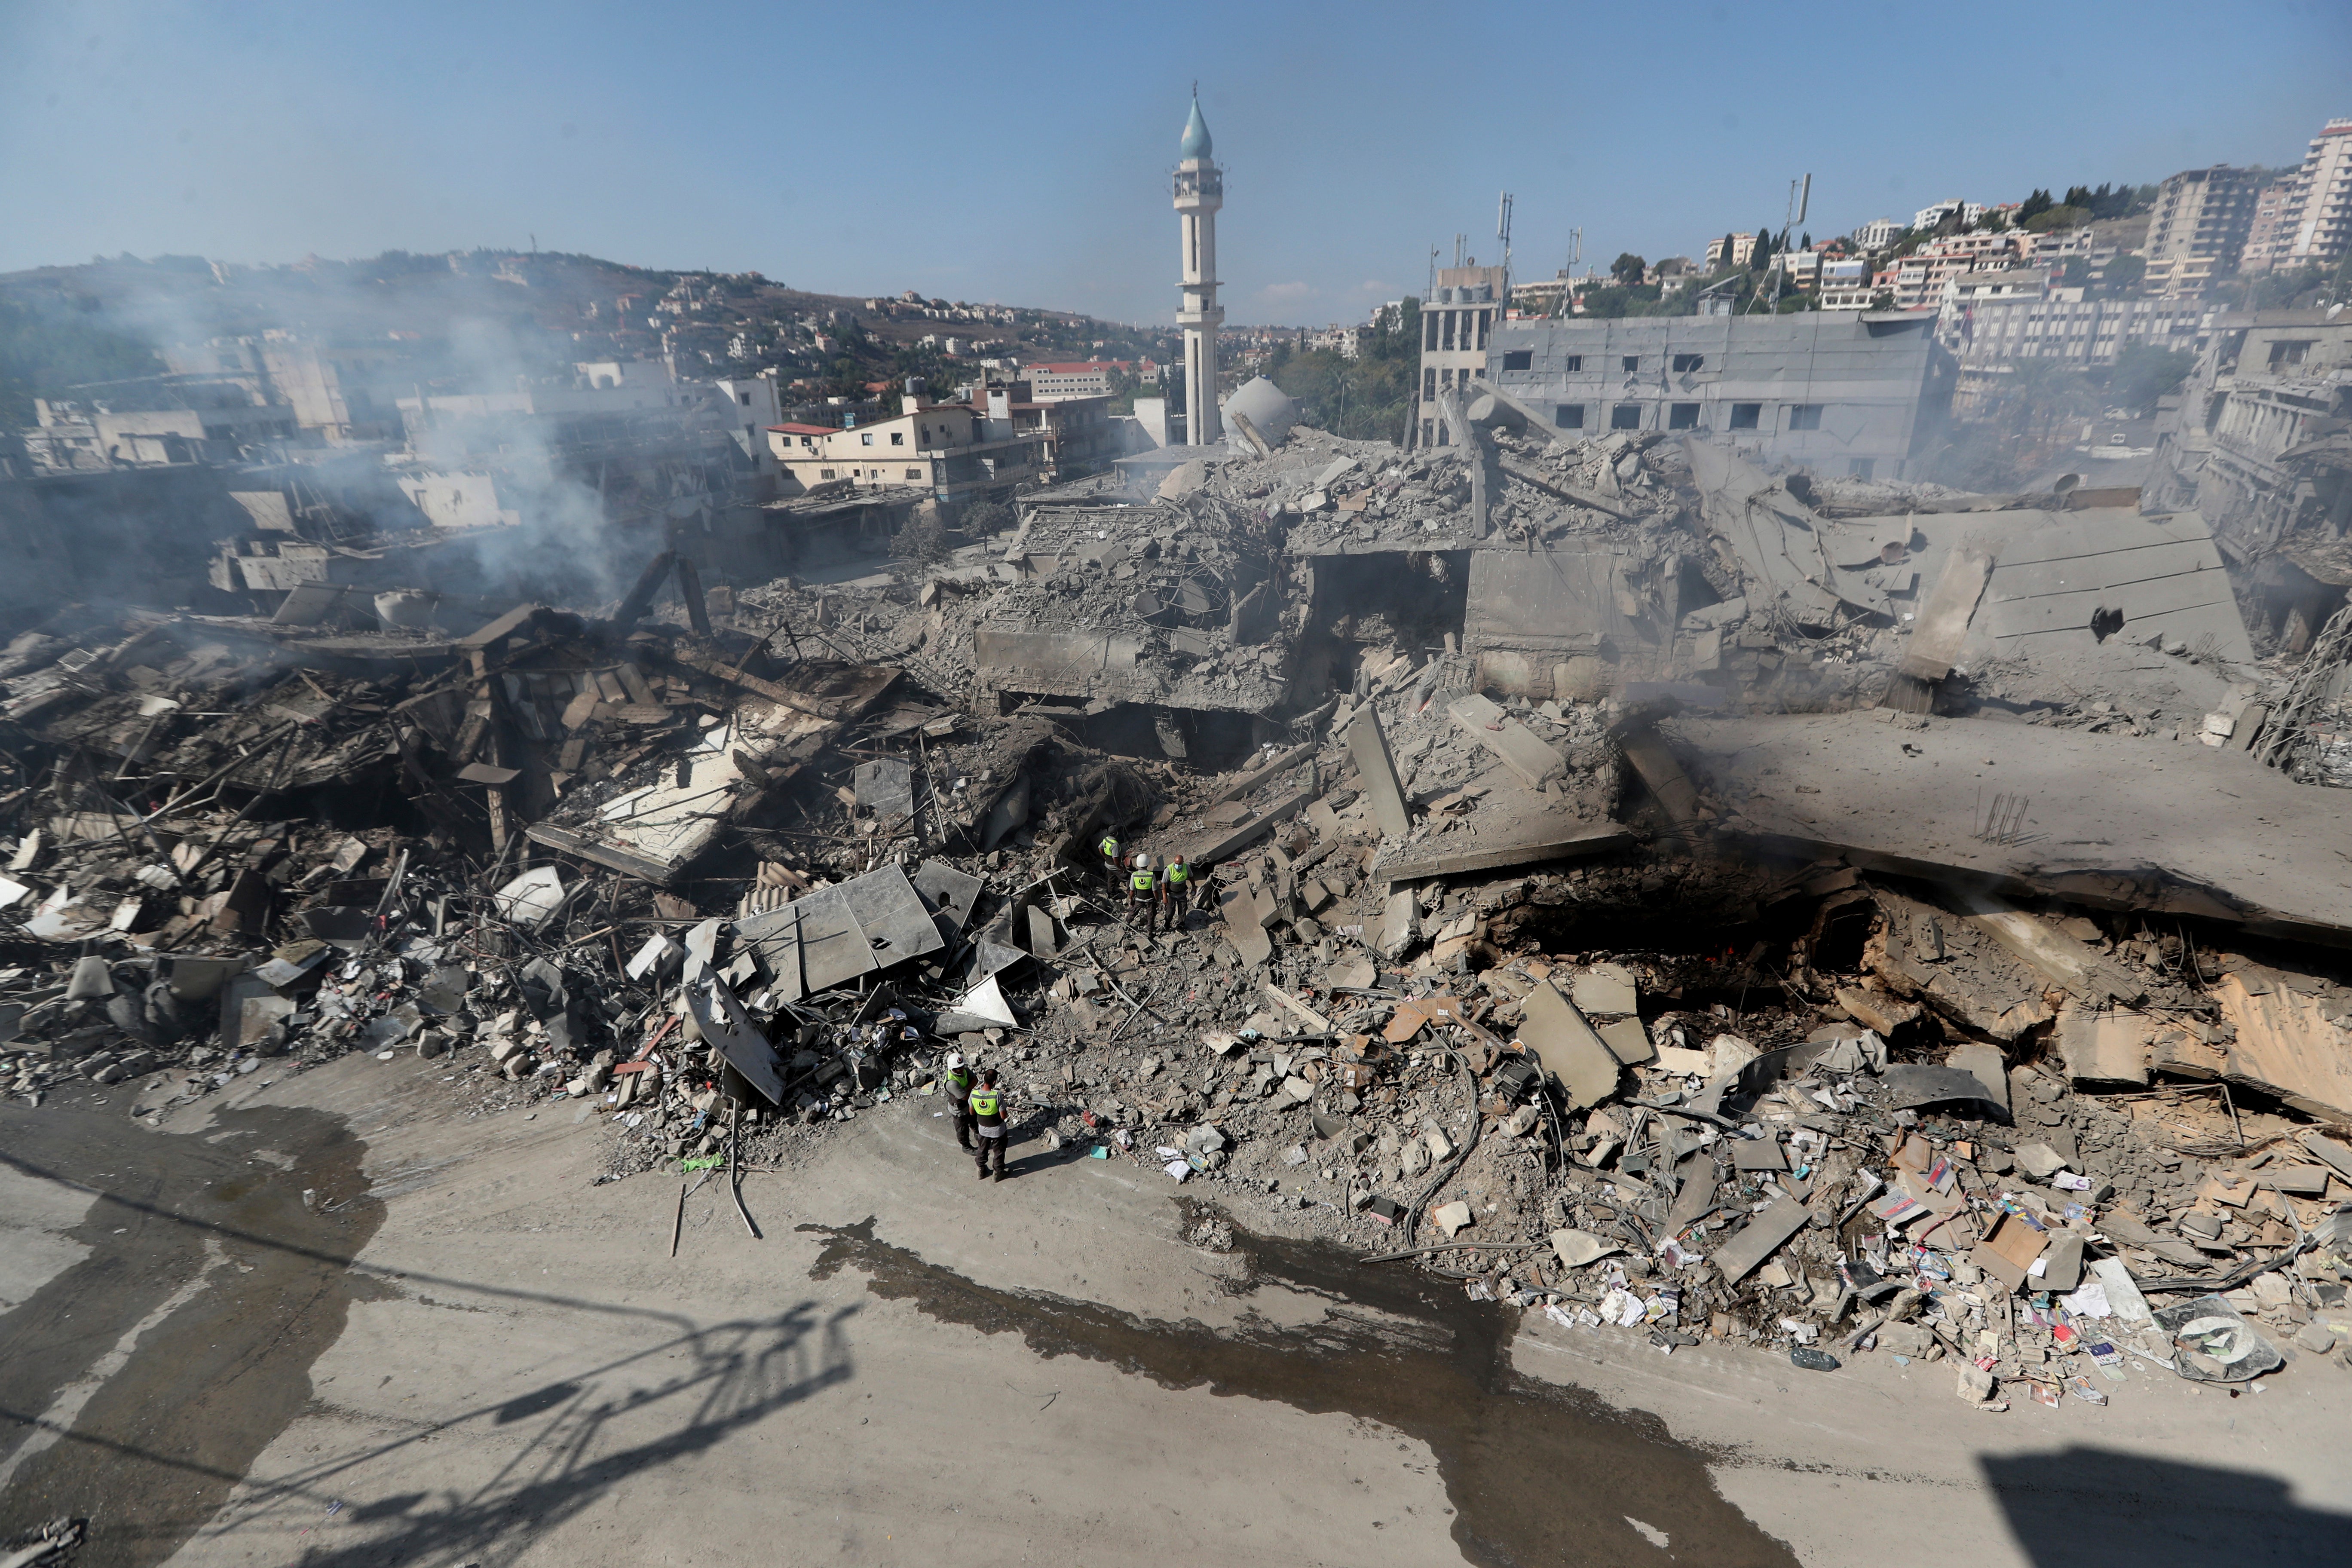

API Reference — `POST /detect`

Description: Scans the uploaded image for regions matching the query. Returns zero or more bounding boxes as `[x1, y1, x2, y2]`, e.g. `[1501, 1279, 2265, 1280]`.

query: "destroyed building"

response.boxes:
[2, 304, 2351, 1439]
[1481, 309, 1957, 480]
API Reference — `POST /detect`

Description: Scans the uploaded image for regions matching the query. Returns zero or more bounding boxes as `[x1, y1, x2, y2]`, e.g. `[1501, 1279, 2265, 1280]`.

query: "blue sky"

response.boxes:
[3, 0, 2345, 326]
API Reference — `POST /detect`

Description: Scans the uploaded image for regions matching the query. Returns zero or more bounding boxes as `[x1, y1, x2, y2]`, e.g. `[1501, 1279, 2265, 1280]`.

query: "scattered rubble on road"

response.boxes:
[3, 386, 2350, 1424]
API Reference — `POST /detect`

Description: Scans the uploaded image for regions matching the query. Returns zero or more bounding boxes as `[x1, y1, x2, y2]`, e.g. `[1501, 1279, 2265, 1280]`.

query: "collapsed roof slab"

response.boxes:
[1669, 710, 2352, 945]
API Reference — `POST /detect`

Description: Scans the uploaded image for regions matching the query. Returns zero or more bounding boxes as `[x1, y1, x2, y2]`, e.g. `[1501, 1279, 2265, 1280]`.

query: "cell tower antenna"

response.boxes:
[1749, 172, 1814, 315]
[1497, 190, 1514, 296]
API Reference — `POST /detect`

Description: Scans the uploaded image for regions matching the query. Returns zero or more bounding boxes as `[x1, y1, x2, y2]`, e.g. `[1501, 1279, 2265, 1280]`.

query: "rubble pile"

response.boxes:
[3, 381, 2350, 1429]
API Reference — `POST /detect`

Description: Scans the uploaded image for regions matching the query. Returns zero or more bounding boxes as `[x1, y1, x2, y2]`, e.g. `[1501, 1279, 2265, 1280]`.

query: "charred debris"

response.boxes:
[2, 382, 2350, 1413]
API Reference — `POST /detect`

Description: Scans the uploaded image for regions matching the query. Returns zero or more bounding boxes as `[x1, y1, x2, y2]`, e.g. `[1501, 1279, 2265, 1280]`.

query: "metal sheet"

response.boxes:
[687, 977, 785, 1106]
[911, 859, 984, 935]
[838, 864, 946, 971]
[1881, 1063, 2008, 1110]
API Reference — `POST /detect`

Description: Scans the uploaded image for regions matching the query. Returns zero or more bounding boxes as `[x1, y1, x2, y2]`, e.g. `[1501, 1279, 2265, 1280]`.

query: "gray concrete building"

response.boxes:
[1480, 312, 1955, 480]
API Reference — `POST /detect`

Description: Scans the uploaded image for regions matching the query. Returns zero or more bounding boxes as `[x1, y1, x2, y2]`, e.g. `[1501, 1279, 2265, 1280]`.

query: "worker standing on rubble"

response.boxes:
[942, 1050, 976, 1151]
[970, 1067, 1008, 1180]
[1126, 852, 1157, 926]
[1097, 830, 1123, 894]
[1157, 852, 1191, 932]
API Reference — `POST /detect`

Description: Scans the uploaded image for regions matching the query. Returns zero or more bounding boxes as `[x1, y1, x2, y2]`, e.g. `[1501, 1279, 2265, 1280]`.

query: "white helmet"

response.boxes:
[946, 1050, 965, 1069]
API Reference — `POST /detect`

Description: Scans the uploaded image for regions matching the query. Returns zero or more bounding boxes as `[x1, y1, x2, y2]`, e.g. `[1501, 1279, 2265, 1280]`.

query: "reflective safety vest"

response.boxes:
[1130, 867, 1156, 892]
[945, 1067, 973, 1104]
[969, 1087, 1003, 1121]
[1099, 835, 1120, 859]
[1164, 861, 1188, 885]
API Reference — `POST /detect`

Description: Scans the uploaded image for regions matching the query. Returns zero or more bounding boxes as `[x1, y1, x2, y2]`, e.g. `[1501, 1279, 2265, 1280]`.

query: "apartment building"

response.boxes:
[1852, 217, 1904, 253]
[2244, 117, 2352, 275]
[766, 392, 1047, 501]
[1703, 233, 1757, 270]
[2141, 165, 2261, 295]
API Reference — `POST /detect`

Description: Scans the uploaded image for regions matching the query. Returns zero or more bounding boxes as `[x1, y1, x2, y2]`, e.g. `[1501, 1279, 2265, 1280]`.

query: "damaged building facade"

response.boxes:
[1482, 310, 1957, 480]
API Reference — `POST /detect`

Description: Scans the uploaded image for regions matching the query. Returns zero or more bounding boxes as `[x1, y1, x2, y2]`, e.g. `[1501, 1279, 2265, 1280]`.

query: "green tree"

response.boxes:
[2018, 188, 2054, 224]
[1610, 252, 1647, 285]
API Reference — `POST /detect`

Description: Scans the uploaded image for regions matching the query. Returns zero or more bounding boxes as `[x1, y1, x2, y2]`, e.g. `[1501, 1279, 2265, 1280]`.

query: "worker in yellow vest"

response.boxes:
[1157, 853, 1191, 932]
[970, 1068, 1008, 1180]
[1097, 830, 1123, 894]
[941, 1050, 976, 1151]
[1126, 852, 1157, 927]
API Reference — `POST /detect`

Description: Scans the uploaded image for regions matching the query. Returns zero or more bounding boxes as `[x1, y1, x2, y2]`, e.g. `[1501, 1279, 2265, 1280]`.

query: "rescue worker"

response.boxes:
[1157, 851, 1191, 932]
[1097, 830, 1123, 894]
[1126, 851, 1157, 926]
[941, 1050, 976, 1151]
[970, 1067, 1008, 1180]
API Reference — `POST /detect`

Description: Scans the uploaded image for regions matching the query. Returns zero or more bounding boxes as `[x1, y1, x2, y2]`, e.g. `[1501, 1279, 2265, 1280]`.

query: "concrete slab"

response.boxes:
[1671, 709, 2352, 945]
[1516, 980, 1620, 1108]
[1446, 693, 1565, 789]
[1344, 708, 1411, 838]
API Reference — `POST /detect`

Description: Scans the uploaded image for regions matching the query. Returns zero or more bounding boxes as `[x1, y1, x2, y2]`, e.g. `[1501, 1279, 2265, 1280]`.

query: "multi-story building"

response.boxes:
[1480, 310, 1954, 480]
[1412, 264, 1507, 449]
[1304, 325, 1362, 358]
[765, 389, 1047, 501]
[1703, 233, 1757, 270]
[1942, 291, 2211, 379]
[1852, 217, 1905, 253]
[2141, 165, 2261, 295]
[2283, 117, 2352, 270]
[1890, 233, 2033, 310]
[1912, 198, 1988, 231]
[2242, 181, 2301, 274]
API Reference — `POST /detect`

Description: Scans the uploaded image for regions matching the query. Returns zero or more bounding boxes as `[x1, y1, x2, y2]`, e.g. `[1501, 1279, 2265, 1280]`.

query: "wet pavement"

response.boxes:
[0, 1096, 382, 1568]
[808, 1206, 1798, 1567]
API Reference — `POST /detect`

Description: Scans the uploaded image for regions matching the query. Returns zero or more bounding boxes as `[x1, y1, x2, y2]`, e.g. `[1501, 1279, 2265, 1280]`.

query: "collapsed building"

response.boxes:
[2, 364, 2350, 1426]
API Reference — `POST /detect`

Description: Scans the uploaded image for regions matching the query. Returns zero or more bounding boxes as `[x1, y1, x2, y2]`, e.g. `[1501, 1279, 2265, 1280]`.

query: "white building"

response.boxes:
[1172, 92, 1224, 446]
[1853, 217, 1904, 252]
[1912, 198, 1988, 232]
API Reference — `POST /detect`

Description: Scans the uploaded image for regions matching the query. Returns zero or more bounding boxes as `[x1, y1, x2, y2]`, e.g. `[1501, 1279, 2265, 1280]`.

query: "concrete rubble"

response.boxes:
[4, 396, 2352, 1428]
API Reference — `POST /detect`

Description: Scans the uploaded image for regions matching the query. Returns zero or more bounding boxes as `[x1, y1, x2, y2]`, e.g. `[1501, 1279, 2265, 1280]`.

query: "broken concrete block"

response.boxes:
[1377, 891, 1420, 959]
[1423, 1122, 1455, 1161]
[1431, 1200, 1473, 1238]
[2295, 1323, 2337, 1355]
[1570, 962, 1639, 1016]
[1505, 1104, 1540, 1137]
[2055, 1000, 2154, 1087]
[1706, 1032, 1758, 1077]
[2013, 1142, 2070, 1181]
[1946, 1043, 2010, 1115]
[1345, 707, 1412, 839]
[1446, 693, 1565, 790]
[1550, 1228, 1621, 1269]
[1956, 1363, 1998, 1404]
[1710, 1195, 1813, 1283]
[1596, 1017, 1654, 1067]
[1518, 980, 1621, 1109]
[1280, 1075, 1314, 1105]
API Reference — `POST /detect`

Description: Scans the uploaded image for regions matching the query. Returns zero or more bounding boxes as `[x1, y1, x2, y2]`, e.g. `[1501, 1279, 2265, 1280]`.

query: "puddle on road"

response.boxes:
[807, 1207, 1797, 1567]
[0, 1101, 383, 1568]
